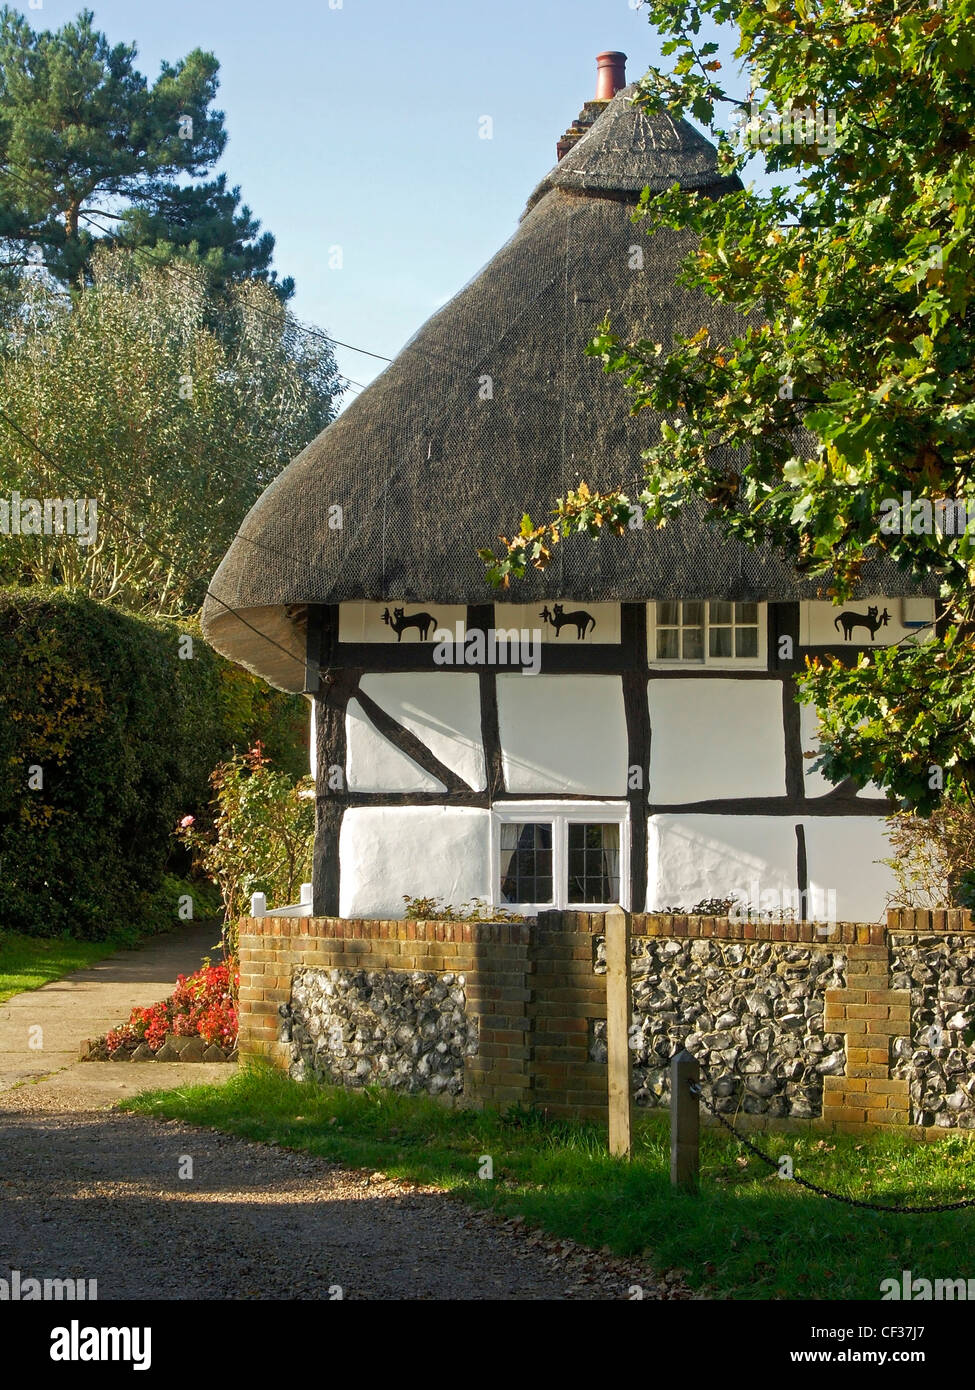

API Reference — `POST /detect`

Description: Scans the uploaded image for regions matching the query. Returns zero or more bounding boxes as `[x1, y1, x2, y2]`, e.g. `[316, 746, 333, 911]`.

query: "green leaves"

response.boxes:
[0, 247, 341, 615]
[0, 8, 288, 295]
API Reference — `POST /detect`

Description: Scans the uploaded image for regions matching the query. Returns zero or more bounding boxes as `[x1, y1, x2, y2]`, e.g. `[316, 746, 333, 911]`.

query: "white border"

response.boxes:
[647, 601, 768, 670]
[491, 800, 631, 913]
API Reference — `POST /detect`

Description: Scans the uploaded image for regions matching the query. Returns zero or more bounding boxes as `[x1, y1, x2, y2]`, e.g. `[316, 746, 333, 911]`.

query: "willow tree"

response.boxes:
[482, 0, 975, 810]
[0, 248, 341, 613]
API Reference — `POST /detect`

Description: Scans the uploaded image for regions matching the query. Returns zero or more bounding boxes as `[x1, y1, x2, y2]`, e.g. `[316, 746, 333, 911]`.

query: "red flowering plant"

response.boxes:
[105, 956, 239, 1056]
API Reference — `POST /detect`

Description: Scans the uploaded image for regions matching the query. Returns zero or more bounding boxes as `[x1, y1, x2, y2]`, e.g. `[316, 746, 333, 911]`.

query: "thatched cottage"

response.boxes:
[203, 53, 932, 925]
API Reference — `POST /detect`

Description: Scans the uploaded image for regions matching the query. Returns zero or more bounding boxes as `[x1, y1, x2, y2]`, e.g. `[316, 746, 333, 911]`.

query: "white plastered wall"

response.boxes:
[345, 698, 445, 793]
[800, 597, 935, 646]
[339, 602, 467, 643]
[799, 703, 885, 799]
[497, 674, 628, 794]
[648, 678, 787, 801]
[801, 816, 897, 924]
[339, 806, 492, 918]
[648, 812, 897, 923]
[358, 673, 485, 789]
[493, 602, 621, 644]
[648, 814, 798, 911]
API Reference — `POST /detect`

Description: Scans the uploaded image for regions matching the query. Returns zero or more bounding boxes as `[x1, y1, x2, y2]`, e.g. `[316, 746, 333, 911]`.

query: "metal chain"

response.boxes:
[688, 1080, 975, 1214]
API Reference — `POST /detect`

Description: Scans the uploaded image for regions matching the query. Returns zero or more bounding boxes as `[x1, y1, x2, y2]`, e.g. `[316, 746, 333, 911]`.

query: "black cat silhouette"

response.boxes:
[381, 606, 437, 641]
[833, 605, 890, 641]
[540, 603, 596, 640]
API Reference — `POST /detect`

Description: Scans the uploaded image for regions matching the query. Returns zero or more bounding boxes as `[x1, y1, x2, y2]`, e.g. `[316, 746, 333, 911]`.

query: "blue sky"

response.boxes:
[15, 0, 678, 394]
[15, 0, 739, 398]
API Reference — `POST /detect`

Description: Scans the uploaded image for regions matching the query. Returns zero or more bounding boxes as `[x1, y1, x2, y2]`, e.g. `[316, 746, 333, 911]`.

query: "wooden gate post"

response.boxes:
[670, 1049, 700, 1191]
[605, 904, 633, 1159]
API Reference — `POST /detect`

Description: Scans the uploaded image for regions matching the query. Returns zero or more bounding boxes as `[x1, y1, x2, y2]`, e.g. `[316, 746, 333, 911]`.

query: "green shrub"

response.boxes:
[176, 743, 314, 950]
[0, 587, 308, 938]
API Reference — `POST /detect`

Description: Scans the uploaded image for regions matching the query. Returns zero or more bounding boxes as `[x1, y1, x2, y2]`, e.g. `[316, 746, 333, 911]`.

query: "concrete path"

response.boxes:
[0, 922, 232, 1105]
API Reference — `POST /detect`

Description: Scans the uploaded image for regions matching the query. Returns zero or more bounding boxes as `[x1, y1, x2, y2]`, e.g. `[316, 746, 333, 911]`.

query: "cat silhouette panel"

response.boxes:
[798, 598, 934, 647]
[382, 606, 438, 642]
[338, 602, 467, 643]
[833, 605, 890, 642]
[494, 601, 621, 644]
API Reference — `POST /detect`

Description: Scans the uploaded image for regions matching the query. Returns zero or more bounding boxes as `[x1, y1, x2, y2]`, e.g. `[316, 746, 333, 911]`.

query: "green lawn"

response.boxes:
[124, 1064, 975, 1300]
[0, 931, 125, 1004]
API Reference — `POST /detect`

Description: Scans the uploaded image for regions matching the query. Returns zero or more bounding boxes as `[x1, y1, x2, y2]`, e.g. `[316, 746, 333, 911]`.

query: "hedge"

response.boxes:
[0, 587, 308, 939]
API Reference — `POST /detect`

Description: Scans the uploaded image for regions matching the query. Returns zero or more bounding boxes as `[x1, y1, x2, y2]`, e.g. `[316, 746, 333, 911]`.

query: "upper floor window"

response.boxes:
[650, 601, 765, 667]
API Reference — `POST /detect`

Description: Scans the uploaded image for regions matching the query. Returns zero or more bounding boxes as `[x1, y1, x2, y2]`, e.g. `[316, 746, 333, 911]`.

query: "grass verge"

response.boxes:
[123, 1063, 975, 1300]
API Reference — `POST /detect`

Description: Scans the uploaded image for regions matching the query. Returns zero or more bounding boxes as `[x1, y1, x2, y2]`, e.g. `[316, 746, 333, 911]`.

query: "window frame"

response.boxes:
[647, 600, 767, 670]
[492, 801, 630, 913]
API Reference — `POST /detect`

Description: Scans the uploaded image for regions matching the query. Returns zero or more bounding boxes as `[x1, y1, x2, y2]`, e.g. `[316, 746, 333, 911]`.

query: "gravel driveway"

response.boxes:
[0, 1095, 686, 1301]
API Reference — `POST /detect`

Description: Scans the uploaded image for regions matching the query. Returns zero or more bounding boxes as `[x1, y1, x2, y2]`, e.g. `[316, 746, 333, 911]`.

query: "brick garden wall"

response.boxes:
[237, 908, 975, 1137]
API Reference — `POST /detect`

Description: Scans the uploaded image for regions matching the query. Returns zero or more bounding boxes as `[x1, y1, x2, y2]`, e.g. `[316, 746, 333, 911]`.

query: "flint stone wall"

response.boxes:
[286, 966, 478, 1096]
[591, 936, 846, 1118]
[891, 934, 975, 1128]
[238, 910, 975, 1136]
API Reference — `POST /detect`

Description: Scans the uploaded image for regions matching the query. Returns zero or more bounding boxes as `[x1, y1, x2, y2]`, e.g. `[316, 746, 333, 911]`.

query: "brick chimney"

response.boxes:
[557, 51, 627, 161]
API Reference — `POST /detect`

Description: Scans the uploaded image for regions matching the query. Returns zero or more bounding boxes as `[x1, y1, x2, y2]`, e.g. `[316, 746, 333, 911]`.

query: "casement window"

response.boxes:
[649, 600, 766, 667]
[493, 803, 629, 912]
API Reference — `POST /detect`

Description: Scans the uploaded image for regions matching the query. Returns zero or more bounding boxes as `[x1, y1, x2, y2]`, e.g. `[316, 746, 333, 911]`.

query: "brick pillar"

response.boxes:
[823, 942, 910, 1129]
[529, 911, 610, 1120]
[237, 916, 292, 1069]
[463, 925, 534, 1107]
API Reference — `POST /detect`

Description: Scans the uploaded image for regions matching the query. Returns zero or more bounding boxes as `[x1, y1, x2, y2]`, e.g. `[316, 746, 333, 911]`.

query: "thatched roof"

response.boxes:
[203, 84, 925, 691]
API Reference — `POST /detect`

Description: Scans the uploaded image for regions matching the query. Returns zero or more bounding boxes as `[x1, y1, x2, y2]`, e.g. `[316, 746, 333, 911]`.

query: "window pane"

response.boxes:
[567, 823, 620, 904]
[499, 823, 552, 903]
[736, 602, 759, 624]
[709, 626, 733, 657]
[683, 601, 703, 626]
[736, 626, 759, 657]
[710, 601, 733, 625]
[656, 628, 679, 659]
[681, 626, 704, 661]
[657, 601, 679, 626]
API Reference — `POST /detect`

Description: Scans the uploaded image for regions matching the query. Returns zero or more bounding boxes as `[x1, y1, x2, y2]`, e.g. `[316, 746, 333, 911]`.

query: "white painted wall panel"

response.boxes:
[345, 698, 445, 793]
[801, 816, 896, 924]
[648, 679, 786, 801]
[339, 806, 492, 917]
[359, 673, 485, 790]
[497, 675, 628, 794]
[648, 812, 896, 923]
[648, 814, 797, 911]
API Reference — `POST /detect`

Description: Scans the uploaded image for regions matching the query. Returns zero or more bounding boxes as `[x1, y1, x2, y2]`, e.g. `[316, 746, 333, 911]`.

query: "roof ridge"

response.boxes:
[522, 82, 733, 220]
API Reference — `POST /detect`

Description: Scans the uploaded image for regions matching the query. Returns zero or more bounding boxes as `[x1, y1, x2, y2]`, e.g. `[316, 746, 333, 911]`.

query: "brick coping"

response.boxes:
[238, 907, 972, 945]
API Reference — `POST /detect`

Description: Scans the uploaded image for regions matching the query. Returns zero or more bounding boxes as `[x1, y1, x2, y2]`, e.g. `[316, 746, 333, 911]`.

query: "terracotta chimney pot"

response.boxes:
[595, 51, 627, 101]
